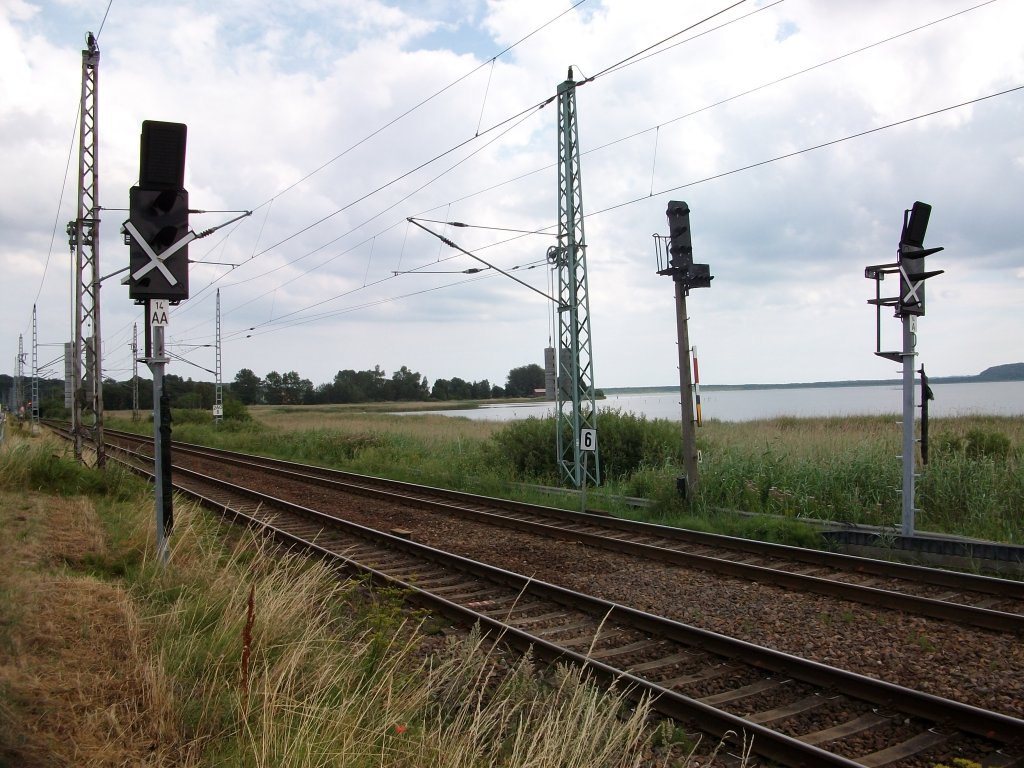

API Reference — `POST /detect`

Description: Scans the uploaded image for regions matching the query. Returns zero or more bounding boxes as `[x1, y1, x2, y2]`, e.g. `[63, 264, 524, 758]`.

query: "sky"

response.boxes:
[2, 0, 1022, 393]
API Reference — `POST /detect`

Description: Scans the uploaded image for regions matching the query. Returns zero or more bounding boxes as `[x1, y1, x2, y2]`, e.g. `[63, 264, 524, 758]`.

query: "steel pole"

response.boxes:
[149, 322, 169, 564]
[901, 315, 917, 536]
[674, 280, 699, 499]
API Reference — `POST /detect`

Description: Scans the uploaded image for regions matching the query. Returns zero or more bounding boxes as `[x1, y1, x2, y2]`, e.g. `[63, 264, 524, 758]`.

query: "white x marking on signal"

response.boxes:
[900, 264, 922, 306]
[126, 221, 194, 285]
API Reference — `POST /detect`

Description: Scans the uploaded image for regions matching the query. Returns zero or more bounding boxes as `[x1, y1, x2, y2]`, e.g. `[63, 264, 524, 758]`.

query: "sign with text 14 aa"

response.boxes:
[150, 300, 169, 327]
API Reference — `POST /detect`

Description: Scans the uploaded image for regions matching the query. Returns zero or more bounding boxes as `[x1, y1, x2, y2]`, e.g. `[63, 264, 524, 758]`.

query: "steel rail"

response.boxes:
[98, 442, 1024, 768]
[98, 428, 1024, 634]
[103, 427, 1024, 593]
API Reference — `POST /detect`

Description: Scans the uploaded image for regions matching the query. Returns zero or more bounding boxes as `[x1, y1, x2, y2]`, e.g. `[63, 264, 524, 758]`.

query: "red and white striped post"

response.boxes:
[692, 347, 702, 428]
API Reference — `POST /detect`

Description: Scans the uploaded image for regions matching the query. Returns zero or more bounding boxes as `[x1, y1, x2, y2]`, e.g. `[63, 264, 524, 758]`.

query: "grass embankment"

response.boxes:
[109, 406, 1024, 546]
[0, 433, 730, 767]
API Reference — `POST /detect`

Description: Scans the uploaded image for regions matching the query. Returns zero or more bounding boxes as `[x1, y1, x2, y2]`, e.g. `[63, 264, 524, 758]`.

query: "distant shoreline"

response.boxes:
[603, 372, 1024, 395]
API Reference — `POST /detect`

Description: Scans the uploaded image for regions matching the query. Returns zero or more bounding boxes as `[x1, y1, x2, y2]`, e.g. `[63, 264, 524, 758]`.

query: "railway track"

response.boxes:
[86, 432, 1024, 768]
[100, 427, 1024, 636]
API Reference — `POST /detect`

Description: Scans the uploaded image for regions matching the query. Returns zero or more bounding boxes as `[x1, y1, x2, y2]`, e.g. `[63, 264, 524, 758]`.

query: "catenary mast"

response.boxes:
[67, 32, 105, 466]
[549, 68, 600, 488]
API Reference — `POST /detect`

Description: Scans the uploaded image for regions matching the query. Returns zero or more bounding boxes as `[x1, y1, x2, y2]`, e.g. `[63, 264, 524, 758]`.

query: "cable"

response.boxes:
[602, 84, 1024, 215]
[95, 0, 114, 40]
[232, 0, 750, 267]
[149, 0, 774, 355]
[174, 0, 765, 336]
[228, 273, 495, 340]
[282, 83, 1024, 338]
[244, 1, 590, 243]
[35, 108, 80, 315]
[123, 3, 1016, 370]
[334, 0, 1012, 263]
[584, 0, 757, 83]
[410, 219, 557, 237]
[407, 218, 558, 304]
[97, 4, 590, 346]
[186, 104, 542, 324]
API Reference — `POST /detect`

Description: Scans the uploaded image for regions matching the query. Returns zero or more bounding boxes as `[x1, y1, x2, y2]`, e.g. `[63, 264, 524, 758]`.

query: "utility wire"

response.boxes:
[249, 99, 554, 261]
[234, 0, 750, 266]
[101, 3, 590, 345]
[603, 84, 1024, 215]
[234, 81, 1024, 343]
[154, 0, 768, 356]
[413, 219, 558, 237]
[36, 109, 80, 315]
[244, 1, 590, 247]
[169, 0, 767, 344]
[226, 273, 494, 341]
[407, 218, 558, 305]
[95, 0, 114, 40]
[123, 3, 1014, 367]
[582, 0, 756, 84]
[317, 0, 1009, 265]
[186, 104, 544, 325]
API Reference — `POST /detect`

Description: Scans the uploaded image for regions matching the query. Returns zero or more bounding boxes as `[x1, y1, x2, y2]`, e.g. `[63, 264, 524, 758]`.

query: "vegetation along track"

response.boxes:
[72, 428, 1024, 768]
[101, 428, 1024, 635]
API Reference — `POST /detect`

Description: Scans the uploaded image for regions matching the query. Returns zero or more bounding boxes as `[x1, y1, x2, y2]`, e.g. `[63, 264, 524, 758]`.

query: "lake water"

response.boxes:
[418, 381, 1024, 423]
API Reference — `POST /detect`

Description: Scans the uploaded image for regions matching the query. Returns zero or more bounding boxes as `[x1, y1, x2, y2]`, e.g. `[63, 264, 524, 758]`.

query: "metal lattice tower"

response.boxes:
[548, 68, 599, 488]
[214, 289, 223, 423]
[132, 323, 140, 422]
[15, 334, 25, 414]
[31, 306, 40, 428]
[67, 33, 104, 466]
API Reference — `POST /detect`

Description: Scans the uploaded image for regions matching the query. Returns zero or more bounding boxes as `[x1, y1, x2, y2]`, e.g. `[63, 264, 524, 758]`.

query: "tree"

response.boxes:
[263, 371, 284, 405]
[281, 370, 313, 404]
[431, 378, 450, 400]
[102, 378, 131, 410]
[390, 366, 427, 402]
[332, 369, 365, 403]
[232, 368, 262, 405]
[505, 364, 545, 397]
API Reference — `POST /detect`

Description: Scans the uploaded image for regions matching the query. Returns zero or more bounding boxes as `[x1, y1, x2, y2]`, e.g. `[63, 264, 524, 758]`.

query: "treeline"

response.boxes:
[1, 374, 225, 417]
[1, 363, 547, 414]
[231, 363, 547, 405]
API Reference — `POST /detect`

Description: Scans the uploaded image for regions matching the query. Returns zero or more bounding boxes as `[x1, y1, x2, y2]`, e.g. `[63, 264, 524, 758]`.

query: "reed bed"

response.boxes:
[694, 415, 1023, 542]
[107, 407, 1024, 545]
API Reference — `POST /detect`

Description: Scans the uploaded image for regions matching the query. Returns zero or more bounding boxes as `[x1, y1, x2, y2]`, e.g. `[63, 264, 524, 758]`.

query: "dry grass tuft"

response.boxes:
[0, 491, 176, 767]
[1, 434, 744, 767]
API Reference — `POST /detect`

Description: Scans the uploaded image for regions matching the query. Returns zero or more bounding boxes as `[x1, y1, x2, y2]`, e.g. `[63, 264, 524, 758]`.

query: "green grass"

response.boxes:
[105, 408, 1024, 546]
[1, 432, 723, 767]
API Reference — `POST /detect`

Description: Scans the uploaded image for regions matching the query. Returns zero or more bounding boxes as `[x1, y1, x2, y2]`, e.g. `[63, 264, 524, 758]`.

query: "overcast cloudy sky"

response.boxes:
[2, 0, 1022, 392]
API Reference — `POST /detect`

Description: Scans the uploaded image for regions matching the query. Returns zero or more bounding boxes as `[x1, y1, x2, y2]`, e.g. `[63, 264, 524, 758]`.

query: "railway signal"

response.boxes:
[898, 201, 944, 316]
[863, 201, 945, 537]
[655, 201, 713, 501]
[658, 200, 714, 293]
[126, 187, 192, 302]
[666, 200, 693, 268]
[126, 121, 191, 303]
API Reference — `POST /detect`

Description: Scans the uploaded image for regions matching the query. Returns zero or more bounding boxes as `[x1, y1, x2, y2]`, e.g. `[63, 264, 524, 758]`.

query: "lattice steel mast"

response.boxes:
[15, 335, 25, 414]
[67, 32, 104, 466]
[31, 306, 40, 430]
[548, 68, 599, 487]
[132, 323, 140, 422]
[214, 289, 223, 423]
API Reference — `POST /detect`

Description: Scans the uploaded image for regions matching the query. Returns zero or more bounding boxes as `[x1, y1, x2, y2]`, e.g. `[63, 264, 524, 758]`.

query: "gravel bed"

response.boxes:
[176, 459, 1024, 723]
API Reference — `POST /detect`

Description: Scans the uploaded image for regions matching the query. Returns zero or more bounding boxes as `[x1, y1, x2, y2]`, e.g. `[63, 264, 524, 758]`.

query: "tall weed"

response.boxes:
[124, 503, 710, 766]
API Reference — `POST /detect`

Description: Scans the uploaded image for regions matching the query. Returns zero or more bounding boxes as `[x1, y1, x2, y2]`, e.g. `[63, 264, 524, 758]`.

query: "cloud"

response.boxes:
[2, 0, 1022, 396]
